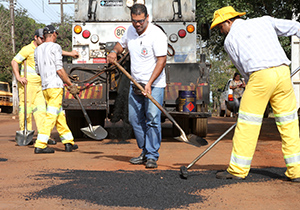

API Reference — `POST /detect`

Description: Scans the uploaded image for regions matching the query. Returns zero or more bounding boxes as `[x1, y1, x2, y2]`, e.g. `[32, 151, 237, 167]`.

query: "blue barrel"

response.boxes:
[177, 90, 196, 112]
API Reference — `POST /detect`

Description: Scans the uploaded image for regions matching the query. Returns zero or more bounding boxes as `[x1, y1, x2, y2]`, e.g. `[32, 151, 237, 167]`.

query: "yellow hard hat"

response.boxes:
[210, 6, 246, 29]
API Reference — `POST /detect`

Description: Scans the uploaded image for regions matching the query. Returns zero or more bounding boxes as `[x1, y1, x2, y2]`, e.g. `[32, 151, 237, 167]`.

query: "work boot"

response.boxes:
[65, 143, 78, 152]
[47, 138, 57, 145]
[129, 153, 147, 164]
[145, 159, 158, 168]
[216, 170, 244, 180]
[34, 147, 55, 154]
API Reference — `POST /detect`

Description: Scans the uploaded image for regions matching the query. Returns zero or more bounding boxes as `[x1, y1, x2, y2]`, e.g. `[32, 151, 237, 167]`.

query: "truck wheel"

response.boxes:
[2, 107, 12, 113]
[172, 116, 189, 137]
[65, 110, 85, 138]
[192, 118, 208, 137]
[225, 107, 231, 117]
[65, 110, 106, 139]
[264, 103, 271, 118]
[219, 108, 225, 117]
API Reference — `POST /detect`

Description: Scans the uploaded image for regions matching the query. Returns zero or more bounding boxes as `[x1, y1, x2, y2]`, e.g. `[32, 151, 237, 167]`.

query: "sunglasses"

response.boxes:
[131, 17, 147, 24]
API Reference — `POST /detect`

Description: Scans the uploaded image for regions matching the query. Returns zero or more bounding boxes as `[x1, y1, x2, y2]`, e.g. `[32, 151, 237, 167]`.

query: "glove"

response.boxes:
[69, 84, 79, 95]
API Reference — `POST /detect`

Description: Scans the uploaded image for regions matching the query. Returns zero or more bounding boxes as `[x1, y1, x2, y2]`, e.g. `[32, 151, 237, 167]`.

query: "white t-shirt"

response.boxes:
[119, 23, 167, 87]
[34, 42, 64, 90]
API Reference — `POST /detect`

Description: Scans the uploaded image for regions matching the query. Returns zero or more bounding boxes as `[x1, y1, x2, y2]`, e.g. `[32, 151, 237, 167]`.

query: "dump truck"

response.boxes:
[63, 0, 211, 138]
[0, 81, 13, 113]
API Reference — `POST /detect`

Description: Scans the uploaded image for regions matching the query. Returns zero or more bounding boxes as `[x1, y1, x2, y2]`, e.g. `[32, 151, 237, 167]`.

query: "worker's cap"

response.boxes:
[43, 25, 59, 35]
[34, 29, 43, 38]
[211, 6, 246, 29]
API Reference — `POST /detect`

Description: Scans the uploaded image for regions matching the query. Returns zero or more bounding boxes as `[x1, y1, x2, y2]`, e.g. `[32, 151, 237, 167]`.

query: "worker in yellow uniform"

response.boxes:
[34, 25, 79, 154]
[211, 6, 300, 182]
[11, 29, 78, 145]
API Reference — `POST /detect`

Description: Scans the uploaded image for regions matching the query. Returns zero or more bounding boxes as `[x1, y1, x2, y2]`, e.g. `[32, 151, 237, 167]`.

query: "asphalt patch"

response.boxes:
[28, 168, 286, 209]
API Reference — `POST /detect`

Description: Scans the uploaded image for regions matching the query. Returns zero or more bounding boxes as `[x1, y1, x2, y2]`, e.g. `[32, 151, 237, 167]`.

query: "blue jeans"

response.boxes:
[128, 85, 164, 160]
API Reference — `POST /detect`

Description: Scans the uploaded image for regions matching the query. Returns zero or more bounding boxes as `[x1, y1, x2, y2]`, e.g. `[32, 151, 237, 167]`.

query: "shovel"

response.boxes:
[113, 61, 207, 147]
[73, 94, 107, 140]
[16, 60, 35, 146]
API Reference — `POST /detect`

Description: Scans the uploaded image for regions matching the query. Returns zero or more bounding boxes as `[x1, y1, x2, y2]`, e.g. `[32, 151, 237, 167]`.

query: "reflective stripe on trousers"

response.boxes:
[227, 66, 300, 179]
[35, 88, 74, 149]
[18, 79, 46, 132]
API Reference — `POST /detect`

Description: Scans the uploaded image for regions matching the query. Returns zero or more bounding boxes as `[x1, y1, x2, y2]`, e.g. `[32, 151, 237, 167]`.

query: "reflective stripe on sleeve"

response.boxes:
[238, 110, 263, 125]
[230, 152, 252, 168]
[284, 152, 300, 167]
[46, 106, 60, 116]
[13, 53, 25, 63]
[274, 110, 298, 125]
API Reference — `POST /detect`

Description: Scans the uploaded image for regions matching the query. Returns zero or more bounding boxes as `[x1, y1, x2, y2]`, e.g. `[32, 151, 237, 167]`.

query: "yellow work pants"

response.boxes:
[228, 66, 300, 179]
[34, 88, 74, 149]
[18, 78, 46, 132]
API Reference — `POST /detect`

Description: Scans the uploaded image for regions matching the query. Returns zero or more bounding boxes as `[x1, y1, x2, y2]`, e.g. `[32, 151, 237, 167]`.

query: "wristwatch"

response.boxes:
[110, 50, 118, 54]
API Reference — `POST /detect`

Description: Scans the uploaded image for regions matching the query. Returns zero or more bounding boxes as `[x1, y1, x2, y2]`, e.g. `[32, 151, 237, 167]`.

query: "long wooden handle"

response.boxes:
[24, 60, 28, 131]
[113, 61, 184, 132]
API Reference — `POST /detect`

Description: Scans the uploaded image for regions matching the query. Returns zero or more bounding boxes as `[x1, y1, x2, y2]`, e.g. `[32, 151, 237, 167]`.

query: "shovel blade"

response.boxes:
[174, 134, 207, 147]
[80, 125, 108, 140]
[16, 130, 35, 146]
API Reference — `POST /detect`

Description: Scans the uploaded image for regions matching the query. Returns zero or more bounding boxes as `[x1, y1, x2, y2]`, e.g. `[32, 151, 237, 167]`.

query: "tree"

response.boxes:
[0, 5, 14, 82]
[196, 0, 300, 113]
[0, 5, 73, 85]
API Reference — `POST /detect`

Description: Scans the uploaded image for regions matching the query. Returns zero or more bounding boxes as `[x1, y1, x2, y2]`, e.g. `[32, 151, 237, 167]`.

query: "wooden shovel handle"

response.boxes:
[113, 61, 184, 133]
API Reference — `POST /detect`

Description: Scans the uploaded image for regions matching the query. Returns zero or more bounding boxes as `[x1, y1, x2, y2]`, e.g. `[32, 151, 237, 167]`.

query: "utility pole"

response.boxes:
[48, 0, 75, 24]
[10, 0, 18, 115]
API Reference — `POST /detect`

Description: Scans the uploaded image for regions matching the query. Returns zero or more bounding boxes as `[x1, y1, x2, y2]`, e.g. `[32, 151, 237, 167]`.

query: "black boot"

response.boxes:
[65, 143, 78, 152]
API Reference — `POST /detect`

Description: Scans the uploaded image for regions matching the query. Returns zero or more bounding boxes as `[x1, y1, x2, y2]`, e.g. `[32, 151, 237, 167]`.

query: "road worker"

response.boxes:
[211, 6, 300, 182]
[107, 4, 167, 168]
[34, 25, 79, 154]
[11, 29, 79, 146]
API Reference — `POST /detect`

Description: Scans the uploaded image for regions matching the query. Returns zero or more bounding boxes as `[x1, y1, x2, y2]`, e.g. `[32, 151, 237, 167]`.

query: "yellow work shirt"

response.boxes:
[13, 41, 41, 83]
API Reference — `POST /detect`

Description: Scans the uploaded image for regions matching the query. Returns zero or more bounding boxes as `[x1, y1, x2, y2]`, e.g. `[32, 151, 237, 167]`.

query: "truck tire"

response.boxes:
[65, 110, 106, 139]
[219, 108, 225, 117]
[225, 107, 231, 117]
[172, 116, 189, 137]
[192, 118, 208, 137]
[264, 103, 271, 118]
[1, 106, 12, 113]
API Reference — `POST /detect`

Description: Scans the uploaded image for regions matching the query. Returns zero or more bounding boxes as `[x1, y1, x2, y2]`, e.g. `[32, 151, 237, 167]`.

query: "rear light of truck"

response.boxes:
[186, 24, 195, 33]
[74, 25, 82, 34]
[228, 94, 234, 101]
[82, 30, 91, 38]
[178, 29, 186, 38]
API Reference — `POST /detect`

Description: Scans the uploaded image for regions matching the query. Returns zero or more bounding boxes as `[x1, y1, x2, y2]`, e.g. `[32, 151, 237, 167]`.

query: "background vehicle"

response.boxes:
[219, 78, 271, 118]
[63, 0, 210, 138]
[219, 79, 234, 117]
[0, 81, 13, 113]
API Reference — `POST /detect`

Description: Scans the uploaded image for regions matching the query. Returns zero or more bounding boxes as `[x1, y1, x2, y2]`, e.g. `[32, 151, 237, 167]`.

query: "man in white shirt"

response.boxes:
[34, 25, 79, 154]
[211, 6, 300, 182]
[107, 3, 167, 168]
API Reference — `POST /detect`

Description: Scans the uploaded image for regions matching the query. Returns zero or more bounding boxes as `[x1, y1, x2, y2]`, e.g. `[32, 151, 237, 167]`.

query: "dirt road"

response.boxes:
[0, 113, 299, 210]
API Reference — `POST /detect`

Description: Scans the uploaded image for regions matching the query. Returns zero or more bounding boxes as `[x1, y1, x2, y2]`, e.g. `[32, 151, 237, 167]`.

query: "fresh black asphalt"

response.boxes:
[27, 167, 287, 209]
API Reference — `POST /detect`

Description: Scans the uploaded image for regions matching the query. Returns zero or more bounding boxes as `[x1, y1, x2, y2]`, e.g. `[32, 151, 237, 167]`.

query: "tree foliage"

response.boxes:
[0, 5, 73, 85]
[196, 0, 300, 111]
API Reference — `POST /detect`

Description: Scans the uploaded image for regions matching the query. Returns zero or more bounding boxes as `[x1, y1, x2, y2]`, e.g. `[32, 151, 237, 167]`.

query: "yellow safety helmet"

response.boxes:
[210, 6, 246, 29]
